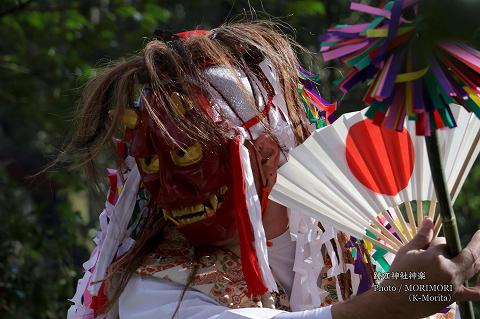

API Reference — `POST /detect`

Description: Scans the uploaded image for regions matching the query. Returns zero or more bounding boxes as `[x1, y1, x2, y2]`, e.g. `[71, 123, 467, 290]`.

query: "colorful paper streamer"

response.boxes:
[319, 0, 480, 135]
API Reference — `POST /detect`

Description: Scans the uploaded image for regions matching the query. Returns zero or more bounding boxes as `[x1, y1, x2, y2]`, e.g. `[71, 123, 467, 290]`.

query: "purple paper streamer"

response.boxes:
[438, 307, 451, 314]
[298, 65, 317, 78]
[353, 243, 373, 294]
[327, 112, 338, 123]
[380, 50, 406, 99]
[374, 0, 403, 63]
[396, 106, 407, 131]
[342, 64, 379, 92]
[307, 88, 332, 106]
[428, 56, 457, 97]
[385, 209, 402, 241]
[346, 237, 357, 248]
[413, 79, 426, 112]
[328, 31, 362, 39]
[385, 87, 404, 129]
[375, 57, 393, 98]
[387, 0, 403, 41]
[320, 34, 343, 44]
[319, 33, 335, 42]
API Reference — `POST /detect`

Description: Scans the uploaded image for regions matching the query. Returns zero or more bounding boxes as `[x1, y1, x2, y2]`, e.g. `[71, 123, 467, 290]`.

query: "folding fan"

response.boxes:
[270, 104, 480, 254]
[315, 1, 480, 318]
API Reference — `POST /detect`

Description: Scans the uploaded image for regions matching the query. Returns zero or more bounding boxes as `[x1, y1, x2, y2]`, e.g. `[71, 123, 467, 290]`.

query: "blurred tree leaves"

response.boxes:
[0, 164, 85, 318]
[1, 0, 479, 318]
[0, 1, 172, 317]
[287, 0, 325, 20]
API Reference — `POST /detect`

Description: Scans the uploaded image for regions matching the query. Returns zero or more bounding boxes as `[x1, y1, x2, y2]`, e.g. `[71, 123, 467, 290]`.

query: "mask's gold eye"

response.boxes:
[121, 109, 138, 128]
[108, 109, 138, 128]
[170, 142, 202, 167]
[138, 156, 159, 174]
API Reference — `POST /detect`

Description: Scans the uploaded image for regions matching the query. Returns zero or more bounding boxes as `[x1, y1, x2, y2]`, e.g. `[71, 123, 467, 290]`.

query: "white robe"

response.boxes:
[119, 229, 333, 319]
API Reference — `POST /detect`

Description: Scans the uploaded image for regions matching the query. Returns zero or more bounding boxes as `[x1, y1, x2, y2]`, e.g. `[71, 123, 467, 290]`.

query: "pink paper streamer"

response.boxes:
[441, 43, 480, 73]
[328, 23, 371, 34]
[460, 44, 480, 60]
[350, 2, 391, 18]
[323, 41, 369, 62]
[322, 35, 343, 44]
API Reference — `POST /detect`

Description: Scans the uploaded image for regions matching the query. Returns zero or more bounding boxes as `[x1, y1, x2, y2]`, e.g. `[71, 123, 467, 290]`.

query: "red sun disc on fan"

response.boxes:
[345, 119, 415, 196]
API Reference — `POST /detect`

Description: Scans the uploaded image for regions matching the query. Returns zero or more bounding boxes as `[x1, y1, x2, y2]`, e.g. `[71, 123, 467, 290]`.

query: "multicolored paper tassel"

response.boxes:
[320, 0, 480, 135]
[298, 66, 337, 129]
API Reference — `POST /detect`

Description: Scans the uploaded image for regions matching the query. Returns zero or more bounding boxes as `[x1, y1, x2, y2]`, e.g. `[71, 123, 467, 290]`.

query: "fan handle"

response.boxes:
[425, 131, 475, 319]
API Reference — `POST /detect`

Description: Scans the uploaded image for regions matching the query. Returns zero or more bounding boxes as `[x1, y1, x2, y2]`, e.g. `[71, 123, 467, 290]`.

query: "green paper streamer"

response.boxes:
[366, 230, 390, 272]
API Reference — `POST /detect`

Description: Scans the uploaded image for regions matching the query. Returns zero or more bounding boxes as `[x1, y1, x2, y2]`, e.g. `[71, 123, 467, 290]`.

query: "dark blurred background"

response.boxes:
[0, 0, 479, 318]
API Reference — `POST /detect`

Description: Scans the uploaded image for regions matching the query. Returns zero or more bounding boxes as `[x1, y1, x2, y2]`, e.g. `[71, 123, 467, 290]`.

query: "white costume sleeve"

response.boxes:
[119, 275, 332, 319]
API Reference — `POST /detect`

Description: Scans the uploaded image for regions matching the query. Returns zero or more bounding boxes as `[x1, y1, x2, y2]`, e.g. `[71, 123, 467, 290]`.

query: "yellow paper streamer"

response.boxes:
[364, 239, 374, 253]
[366, 26, 414, 38]
[362, 253, 368, 263]
[395, 67, 429, 83]
[464, 86, 480, 105]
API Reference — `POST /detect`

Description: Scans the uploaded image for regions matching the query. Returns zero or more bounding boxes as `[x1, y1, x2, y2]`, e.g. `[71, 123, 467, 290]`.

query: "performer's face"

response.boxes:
[131, 92, 238, 245]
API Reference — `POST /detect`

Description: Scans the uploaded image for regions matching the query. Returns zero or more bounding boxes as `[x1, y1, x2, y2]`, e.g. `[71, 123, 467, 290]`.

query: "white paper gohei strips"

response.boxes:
[89, 164, 141, 295]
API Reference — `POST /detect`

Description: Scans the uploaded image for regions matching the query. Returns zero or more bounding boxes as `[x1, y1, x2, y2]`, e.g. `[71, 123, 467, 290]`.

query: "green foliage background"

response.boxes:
[0, 0, 478, 318]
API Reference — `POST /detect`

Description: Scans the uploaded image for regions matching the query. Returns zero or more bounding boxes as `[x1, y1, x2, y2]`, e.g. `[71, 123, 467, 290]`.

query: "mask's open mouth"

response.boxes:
[163, 185, 228, 226]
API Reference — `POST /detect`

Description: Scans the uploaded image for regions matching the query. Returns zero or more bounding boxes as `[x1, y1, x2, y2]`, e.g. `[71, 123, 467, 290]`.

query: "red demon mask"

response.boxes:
[129, 89, 237, 245]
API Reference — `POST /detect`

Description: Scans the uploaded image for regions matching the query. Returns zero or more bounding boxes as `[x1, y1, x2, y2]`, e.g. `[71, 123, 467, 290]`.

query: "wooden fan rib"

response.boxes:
[417, 200, 424, 228]
[434, 214, 443, 238]
[393, 206, 413, 241]
[428, 201, 437, 220]
[367, 225, 400, 252]
[365, 236, 398, 254]
[405, 201, 417, 235]
[371, 219, 403, 248]
[379, 210, 409, 244]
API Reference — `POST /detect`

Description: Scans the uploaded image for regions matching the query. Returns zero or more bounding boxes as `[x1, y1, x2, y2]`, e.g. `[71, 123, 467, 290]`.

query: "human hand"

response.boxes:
[332, 218, 480, 319]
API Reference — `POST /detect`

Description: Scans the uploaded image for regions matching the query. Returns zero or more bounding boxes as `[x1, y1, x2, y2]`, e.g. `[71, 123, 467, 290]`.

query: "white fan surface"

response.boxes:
[271, 104, 480, 249]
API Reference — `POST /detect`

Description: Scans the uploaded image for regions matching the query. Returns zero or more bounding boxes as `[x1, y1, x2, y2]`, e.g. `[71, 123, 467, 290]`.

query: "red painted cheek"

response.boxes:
[345, 119, 415, 196]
